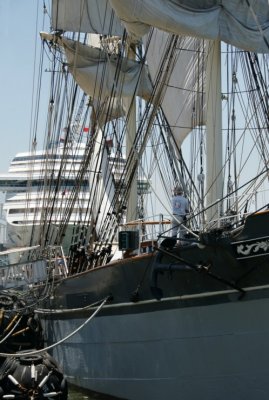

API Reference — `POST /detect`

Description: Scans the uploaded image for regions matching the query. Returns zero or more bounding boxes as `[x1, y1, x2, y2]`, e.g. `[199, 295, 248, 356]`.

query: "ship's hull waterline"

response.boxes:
[43, 290, 269, 400]
[41, 246, 269, 400]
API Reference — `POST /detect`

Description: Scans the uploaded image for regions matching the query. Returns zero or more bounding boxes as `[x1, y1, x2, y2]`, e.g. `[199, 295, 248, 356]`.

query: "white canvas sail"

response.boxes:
[60, 38, 152, 102]
[109, 0, 269, 53]
[41, 34, 153, 124]
[145, 30, 206, 147]
[52, 0, 123, 36]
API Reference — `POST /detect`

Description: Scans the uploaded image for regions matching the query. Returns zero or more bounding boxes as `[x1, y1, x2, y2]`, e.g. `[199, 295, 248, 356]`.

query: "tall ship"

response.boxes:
[0, 1, 269, 399]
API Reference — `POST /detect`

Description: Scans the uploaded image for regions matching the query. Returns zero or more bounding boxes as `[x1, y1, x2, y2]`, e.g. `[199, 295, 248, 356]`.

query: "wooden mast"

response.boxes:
[206, 40, 223, 223]
[125, 45, 138, 223]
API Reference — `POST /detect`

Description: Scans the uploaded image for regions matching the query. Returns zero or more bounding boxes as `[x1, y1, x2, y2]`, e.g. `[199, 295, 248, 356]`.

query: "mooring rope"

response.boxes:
[0, 296, 109, 358]
[34, 298, 106, 314]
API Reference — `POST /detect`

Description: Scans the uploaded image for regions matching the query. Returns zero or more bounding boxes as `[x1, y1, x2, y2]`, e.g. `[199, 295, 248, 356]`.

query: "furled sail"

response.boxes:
[42, 35, 153, 124]
[109, 0, 269, 53]
[52, 0, 123, 36]
[61, 38, 152, 101]
[145, 30, 206, 147]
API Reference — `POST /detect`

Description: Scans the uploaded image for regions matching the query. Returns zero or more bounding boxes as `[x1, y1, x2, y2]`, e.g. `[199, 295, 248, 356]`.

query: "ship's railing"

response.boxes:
[118, 187, 269, 252]
[201, 188, 269, 231]
[119, 213, 201, 249]
[121, 214, 170, 236]
[0, 245, 68, 289]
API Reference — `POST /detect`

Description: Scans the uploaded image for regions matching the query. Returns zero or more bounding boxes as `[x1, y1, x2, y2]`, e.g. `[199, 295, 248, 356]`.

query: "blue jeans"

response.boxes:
[172, 215, 184, 238]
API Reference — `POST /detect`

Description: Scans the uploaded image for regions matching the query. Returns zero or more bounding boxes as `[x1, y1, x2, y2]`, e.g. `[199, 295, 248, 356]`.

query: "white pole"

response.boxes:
[206, 40, 223, 223]
[125, 46, 137, 223]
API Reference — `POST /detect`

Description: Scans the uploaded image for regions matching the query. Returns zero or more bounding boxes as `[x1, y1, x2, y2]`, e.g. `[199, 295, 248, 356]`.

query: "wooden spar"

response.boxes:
[206, 40, 223, 222]
[120, 220, 171, 226]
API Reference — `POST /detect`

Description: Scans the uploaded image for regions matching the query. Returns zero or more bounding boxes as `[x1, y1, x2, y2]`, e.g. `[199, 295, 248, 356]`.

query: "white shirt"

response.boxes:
[172, 195, 189, 216]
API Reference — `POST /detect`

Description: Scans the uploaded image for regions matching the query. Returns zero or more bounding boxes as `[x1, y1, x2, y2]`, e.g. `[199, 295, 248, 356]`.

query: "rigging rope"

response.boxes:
[0, 297, 109, 359]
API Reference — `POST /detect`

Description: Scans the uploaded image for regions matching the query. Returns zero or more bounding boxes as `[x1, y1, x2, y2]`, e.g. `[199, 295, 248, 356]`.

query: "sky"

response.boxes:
[0, 1, 266, 216]
[0, 0, 172, 220]
[0, 0, 50, 172]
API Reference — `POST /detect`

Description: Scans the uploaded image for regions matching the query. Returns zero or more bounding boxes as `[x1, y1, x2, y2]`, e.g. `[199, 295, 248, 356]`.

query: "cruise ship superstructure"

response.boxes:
[0, 141, 91, 253]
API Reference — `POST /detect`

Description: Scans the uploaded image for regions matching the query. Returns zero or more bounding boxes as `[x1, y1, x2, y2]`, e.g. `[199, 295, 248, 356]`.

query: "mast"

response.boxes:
[125, 45, 137, 223]
[205, 40, 223, 223]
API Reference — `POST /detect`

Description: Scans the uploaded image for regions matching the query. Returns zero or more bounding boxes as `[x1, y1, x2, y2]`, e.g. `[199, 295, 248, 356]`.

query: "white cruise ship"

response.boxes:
[0, 140, 92, 253]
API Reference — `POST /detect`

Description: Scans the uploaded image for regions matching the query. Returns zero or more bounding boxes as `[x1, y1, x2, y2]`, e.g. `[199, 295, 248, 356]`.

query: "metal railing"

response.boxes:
[0, 245, 68, 289]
